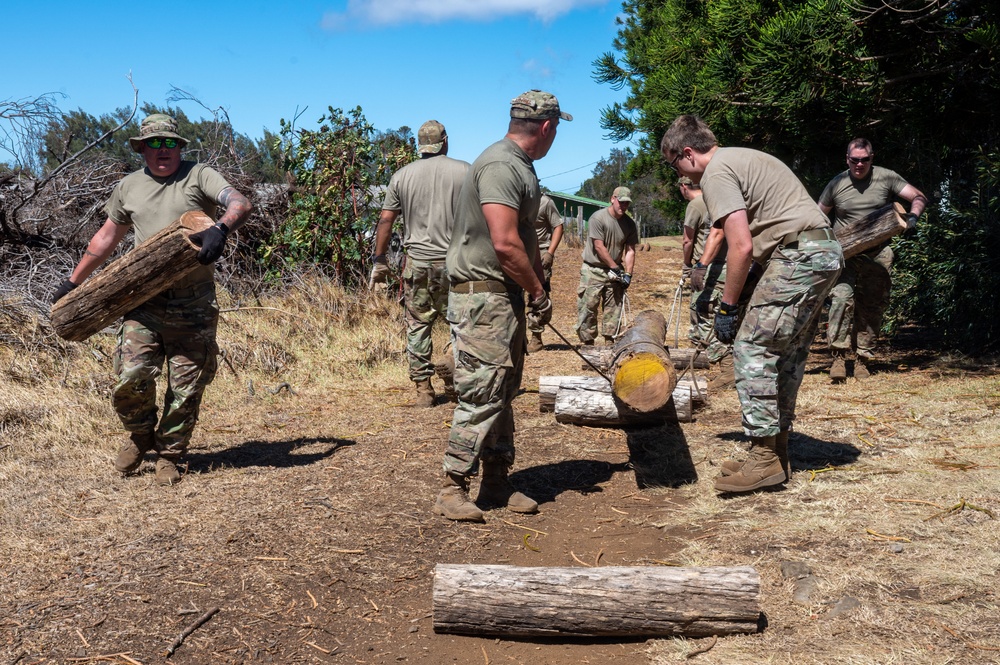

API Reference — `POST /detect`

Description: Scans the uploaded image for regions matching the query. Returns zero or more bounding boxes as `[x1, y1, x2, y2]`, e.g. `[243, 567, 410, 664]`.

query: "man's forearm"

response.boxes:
[217, 187, 253, 232]
[548, 224, 564, 255]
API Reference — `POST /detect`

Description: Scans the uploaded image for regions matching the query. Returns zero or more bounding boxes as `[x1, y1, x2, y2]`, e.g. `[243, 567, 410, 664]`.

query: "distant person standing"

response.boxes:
[680, 176, 733, 388]
[51, 113, 252, 486]
[574, 187, 638, 345]
[526, 193, 564, 352]
[370, 120, 470, 407]
[437, 90, 569, 522]
[818, 138, 927, 381]
[661, 114, 842, 494]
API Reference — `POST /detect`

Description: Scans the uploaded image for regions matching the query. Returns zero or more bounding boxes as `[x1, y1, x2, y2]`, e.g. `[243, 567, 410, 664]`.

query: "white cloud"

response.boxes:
[321, 0, 609, 29]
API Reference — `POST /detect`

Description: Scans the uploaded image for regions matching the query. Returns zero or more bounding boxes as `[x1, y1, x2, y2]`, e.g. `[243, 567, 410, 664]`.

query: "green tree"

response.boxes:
[264, 107, 415, 285]
[578, 147, 676, 235]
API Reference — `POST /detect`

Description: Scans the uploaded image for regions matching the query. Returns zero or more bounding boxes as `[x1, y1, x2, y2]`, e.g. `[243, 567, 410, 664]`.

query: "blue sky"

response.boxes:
[5, 0, 632, 195]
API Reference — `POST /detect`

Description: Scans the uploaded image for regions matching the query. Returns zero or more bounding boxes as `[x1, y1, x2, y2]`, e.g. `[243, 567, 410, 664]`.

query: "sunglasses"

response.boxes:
[848, 156, 872, 165]
[668, 151, 683, 172]
[145, 137, 179, 149]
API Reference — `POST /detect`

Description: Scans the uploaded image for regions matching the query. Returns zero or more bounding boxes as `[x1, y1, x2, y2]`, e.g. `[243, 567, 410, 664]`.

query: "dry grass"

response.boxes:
[2, 253, 999, 664]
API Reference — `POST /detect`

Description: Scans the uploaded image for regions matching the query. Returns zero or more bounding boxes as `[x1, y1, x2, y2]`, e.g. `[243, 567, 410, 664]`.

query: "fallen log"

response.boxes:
[50, 211, 215, 342]
[549, 375, 691, 424]
[433, 564, 761, 638]
[580, 345, 709, 371]
[539, 375, 706, 413]
[610, 310, 678, 412]
[836, 202, 908, 260]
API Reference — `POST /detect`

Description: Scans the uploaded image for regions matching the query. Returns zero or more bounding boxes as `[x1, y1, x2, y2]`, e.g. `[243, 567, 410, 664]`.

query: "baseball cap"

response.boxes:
[510, 90, 573, 121]
[417, 120, 447, 154]
[613, 186, 632, 202]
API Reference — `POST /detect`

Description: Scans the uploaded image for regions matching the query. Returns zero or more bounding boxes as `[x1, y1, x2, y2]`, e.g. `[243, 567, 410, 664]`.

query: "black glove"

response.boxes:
[691, 261, 707, 291]
[714, 301, 740, 344]
[621, 272, 632, 289]
[190, 222, 229, 265]
[903, 213, 919, 239]
[527, 292, 553, 327]
[51, 278, 78, 304]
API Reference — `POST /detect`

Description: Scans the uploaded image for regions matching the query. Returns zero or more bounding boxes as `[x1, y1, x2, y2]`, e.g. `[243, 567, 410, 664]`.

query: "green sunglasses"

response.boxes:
[144, 137, 179, 149]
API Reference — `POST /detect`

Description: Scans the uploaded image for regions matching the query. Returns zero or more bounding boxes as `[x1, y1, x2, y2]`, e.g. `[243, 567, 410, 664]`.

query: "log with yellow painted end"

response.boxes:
[610, 310, 677, 413]
[50, 211, 215, 342]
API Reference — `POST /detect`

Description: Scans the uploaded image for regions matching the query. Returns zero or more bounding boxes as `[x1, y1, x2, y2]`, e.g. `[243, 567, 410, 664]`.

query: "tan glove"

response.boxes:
[369, 255, 389, 288]
[541, 251, 554, 270]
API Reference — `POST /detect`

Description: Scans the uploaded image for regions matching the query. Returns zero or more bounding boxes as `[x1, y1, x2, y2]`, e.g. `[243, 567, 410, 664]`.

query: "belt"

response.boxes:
[781, 227, 836, 248]
[160, 283, 215, 300]
[450, 280, 517, 295]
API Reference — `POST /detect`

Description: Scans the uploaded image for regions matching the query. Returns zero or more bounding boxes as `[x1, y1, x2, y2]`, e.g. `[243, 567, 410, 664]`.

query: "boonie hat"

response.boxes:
[510, 90, 573, 121]
[418, 120, 447, 155]
[612, 186, 632, 202]
[129, 114, 190, 153]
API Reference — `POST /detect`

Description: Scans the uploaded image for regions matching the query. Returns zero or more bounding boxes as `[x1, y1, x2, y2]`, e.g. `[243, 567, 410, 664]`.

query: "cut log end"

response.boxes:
[613, 352, 676, 412]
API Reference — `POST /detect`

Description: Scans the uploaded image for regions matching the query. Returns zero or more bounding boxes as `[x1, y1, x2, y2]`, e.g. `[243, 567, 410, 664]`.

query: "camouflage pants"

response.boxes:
[575, 263, 624, 343]
[526, 260, 554, 334]
[827, 246, 893, 358]
[442, 289, 526, 478]
[734, 240, 843, 438]
[404, 259, 449, 382]
[689, 262, 730, 363]
[112, 284, 219, 457]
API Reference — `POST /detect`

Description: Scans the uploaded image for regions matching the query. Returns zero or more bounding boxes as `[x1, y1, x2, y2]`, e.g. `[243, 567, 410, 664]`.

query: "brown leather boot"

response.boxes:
[714, 436, 787, 493]
[854, 358, 870, 380]
[708, 355, 736, 391]
[434, 354, 456, 402]
[114, 431, 155, 474]
[477, 462, 538, 514]
[155, 455, 182, 486]
[414, 379, 435, 408]
[775, 429, 791, 479]
[435, 474, 485, 522]
[527, 331, 544, 353]
[830, 352, 847, 381]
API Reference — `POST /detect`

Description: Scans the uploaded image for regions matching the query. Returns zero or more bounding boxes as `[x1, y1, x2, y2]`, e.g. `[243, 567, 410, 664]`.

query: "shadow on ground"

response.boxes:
[185, 436, 355, 473]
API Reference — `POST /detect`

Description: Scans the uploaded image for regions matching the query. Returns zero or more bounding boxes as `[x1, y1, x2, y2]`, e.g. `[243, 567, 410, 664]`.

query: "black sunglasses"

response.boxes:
[668, 151, 683, 172]
[145, 137, 179, 149]
[848, 156, 872, 165]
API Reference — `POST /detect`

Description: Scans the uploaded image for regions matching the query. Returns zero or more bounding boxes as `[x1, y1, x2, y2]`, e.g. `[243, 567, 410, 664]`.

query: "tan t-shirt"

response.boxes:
[683, 193, 727, 263]
[446, 138, 541, 286]
[700, 147, 829, 263]
[382, 154, 471, 262]
[533, 194, 564, 251]
[581, 207, 638, 267]
[105, 161, 232, 286]
[818, 166, 909, 230]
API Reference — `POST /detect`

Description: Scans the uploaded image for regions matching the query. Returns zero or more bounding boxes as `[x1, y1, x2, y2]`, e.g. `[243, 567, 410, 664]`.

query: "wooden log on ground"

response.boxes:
[539, 375, 705, 413]
[836, 202, 908, 260]
[610, 310, 677, 412]
[550, 376, 692, 424]
[50, 211, 215, 342]
[433, 564, 761, 638]
[580, 345, 708, 371]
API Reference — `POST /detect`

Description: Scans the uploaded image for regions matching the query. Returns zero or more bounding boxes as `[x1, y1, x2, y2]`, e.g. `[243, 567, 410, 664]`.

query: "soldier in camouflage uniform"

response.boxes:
[818, 138, 927, 381]
[370, 120, 470, 407]
[662, 115, 843, 494]
[436, 90, 570, 522]
[52, 114, 252, 486]
[526, 194, 564, 352]
[575, 186, 638, 345]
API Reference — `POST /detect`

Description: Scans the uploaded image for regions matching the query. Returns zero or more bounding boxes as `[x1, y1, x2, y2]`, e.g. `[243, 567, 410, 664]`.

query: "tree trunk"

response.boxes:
[539, 375, 706, 413]
[836, 202, 907, 259]
[50, 211, 214, 342]
[433, 564, 761, 638]
[547, 375, 692, 424]
[610, 310, 678, 412]
[579, 345, 709, 371]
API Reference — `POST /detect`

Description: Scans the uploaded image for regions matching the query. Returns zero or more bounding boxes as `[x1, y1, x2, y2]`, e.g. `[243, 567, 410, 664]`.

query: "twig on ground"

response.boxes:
[481, 644, 490, 664]
[884, 498, 944, 509]
[523, 534, 540, 552]
[866, 529, 911, 542]
[498, 518, 548, 535]
[165, 607, 219, 656]
[595, 548, 604, 566]
[66, 652, 137, 663]
[931, 620, 1000, 651]
[685, 635, 718, 659]
[925, 498, 996, 521]
[570, 551, 592, 567]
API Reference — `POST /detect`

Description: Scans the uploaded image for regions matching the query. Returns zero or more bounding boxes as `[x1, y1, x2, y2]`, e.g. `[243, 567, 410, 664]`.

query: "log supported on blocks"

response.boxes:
[433, 564, 761, 638]
[579, 345, 709, 372]
[836, 201, 908, 260]
[50, 211, 215, 342]
[539, 375, 704, 423]
[608, 310, 678, 413]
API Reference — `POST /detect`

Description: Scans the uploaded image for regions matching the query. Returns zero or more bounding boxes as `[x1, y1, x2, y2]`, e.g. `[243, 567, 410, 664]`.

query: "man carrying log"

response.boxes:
[436, 90, 569, 521]
[526, 194, 564, 353]
[661, 115, 843, 494]
[51, 114, 252, 486]
[370, 120, 470, 407]
[574, 186, 638, 345]
[818, 138, 927, 381]
[680, 176, 733, 389]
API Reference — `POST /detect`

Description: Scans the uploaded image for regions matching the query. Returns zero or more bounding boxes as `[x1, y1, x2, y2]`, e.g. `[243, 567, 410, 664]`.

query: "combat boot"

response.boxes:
[714, 435, 786, 493]
[114, 431, 155, 475]
[155, 455, 182, 486]
[708, 355, 736, 391]
[435, 474, 485, 522]
[477, 462, 538, 514]
[854, 358, 870, 380]
[775, 429, 791, 479]
[414, 379, 435, 408]
[830, 351, 847, 381]
[527, 331, 544, 353]
[434, 354, 457, 402]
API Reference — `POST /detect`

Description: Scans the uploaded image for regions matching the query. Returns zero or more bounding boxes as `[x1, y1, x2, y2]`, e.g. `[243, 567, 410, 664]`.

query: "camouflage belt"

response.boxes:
[450, 280, 514, 295]
[781, 227, 835, 248]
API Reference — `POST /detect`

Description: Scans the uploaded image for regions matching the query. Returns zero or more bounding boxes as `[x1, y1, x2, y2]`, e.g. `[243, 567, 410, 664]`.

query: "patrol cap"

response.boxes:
[612, 186, 632, 202]
[510, 90, 573, 121]
[418, 120, 447, 155]
[128, 114, 190, 153]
